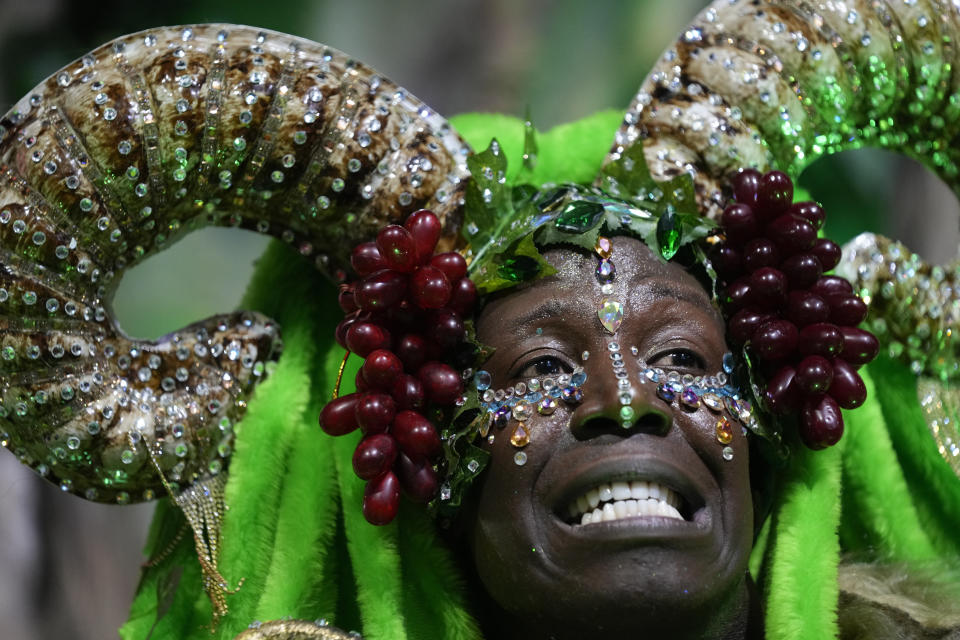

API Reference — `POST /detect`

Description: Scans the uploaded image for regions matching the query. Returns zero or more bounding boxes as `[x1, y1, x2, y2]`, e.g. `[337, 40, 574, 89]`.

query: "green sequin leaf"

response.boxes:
[471, 233, 557, 294]
[535, 215, 602, 252]
[463, 139, 547, 271]
[598, 142, 697, 218]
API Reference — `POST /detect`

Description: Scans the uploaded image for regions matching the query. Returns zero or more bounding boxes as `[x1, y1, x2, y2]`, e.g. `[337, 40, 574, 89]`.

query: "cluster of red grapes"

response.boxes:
[318, 209, 477, 525]
[713, 169, 879, 449]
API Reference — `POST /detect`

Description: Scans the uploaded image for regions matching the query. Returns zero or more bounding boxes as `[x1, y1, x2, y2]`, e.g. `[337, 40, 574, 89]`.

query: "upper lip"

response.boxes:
[541, 444, 710, 527]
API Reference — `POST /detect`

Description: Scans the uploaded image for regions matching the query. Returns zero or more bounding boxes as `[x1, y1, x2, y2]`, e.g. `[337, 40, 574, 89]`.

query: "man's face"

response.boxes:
[469, 237, 754, 638]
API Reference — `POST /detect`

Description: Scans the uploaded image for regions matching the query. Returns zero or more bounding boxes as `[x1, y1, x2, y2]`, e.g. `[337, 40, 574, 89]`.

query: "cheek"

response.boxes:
[468, 412, 571, 585]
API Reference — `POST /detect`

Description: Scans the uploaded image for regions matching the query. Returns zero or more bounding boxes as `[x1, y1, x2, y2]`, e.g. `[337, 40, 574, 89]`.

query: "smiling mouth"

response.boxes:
[563, 480, 693, 526]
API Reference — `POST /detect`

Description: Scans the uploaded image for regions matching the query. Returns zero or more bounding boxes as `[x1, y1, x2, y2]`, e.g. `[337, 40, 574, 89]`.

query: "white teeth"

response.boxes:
[612, 481, 631, 500]
[566, 481, 686, 525]
[613, 500, 627, 519]
[648, 484, 662, 501]
[602, 503, 616, 521]
[587, 488, 600, 509]
[598, 484, 613, 502]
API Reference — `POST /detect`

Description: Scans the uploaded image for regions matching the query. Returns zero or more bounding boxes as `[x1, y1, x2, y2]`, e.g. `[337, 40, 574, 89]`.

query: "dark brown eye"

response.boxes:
[650, 349, 706, 371]
[519, 355, 570, 378]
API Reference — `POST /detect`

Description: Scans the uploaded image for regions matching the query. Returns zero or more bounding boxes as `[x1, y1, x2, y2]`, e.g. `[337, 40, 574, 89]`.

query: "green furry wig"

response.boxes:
[121, 111, 960, 640]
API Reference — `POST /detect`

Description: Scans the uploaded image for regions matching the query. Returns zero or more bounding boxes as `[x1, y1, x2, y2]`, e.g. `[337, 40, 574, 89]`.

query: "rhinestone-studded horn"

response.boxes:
[603, 0, 960, 220]
[0, 24, 471, 505]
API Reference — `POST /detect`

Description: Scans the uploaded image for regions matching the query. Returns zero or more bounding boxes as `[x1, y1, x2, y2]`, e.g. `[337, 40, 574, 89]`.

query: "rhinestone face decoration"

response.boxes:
[638, 353, 756, 437]
[475, 367, 588, 445]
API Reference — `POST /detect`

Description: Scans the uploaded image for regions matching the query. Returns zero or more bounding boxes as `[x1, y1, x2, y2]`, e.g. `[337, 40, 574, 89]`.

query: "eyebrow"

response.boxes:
[647, 281, 716, 315]
[511, 298, 577, 329]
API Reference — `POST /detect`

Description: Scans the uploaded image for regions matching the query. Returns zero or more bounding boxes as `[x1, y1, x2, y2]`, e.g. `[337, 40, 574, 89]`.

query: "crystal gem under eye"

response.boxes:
[716, 417, 734, 444]
[656, 383, 676, 403]
[537, 397, 557, 415]
[492, 406, 511, 430]
[681, 387, 700, 409]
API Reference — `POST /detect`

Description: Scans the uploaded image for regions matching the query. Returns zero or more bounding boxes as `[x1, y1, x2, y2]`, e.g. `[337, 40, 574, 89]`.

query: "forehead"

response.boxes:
[477, 237, 717, 337]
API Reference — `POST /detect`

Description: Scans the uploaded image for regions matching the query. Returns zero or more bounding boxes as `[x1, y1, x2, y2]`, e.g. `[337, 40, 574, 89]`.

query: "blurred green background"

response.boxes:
[0, 1, 956, 639]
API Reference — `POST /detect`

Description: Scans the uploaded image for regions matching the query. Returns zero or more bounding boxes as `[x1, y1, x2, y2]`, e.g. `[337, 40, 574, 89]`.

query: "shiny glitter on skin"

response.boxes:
[0, 25, 471, 505]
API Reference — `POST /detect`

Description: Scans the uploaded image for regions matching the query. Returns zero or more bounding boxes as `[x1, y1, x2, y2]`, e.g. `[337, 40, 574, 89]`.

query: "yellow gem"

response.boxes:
[715, 417, 733, 445]
[595, 236, 612, 259]
[510, 422, 530, 448]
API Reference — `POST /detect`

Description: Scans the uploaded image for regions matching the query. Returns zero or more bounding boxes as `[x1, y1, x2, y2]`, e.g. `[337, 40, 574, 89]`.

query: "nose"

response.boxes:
[569, 351, 672, 439]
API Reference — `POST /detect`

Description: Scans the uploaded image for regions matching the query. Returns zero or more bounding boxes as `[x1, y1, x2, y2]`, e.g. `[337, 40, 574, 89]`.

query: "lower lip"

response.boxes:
[554, 508, 711, 545]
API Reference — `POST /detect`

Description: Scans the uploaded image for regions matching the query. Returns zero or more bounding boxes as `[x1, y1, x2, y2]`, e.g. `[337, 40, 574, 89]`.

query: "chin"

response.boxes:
[470, 507, 753, 638]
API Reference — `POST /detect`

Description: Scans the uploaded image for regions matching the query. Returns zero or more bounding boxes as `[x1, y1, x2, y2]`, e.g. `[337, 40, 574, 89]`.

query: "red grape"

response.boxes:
[392, 374, 425, 410]
[827, 294, 868, 326]
[795, 355, 833, 394]
[404, 209, 441, 263]
[384, 301, 418, 334]
[396, 452, 439, 502]
[728, 308, 774, 345]
[838, 327, 879, 366]
[750, 267, 787, 301]
[376, 225, 418, 272]
[335, 312, 359, 350]
[743, 238, 780, 272]
[811, 238, 842, 272]
[786, 291, 830, 327]
[810, 275, 853, 298]
[789, 201, 825, 229]
[338, 285, 358, 313]
[781, 253, 823, 289]
[362, 349, 404, 390]
[396, 334, 427, 372]
[355, 392, 397, 434]
[429, 309, 465, 347]
[766, 213, 816, 254]
[448, 277, 478, 316]
[319, 393, 360, 435]
[355, 270, 409, 311]
[757, 171, 793, 217]
[722, 278, 753, 312]
[798, 322, 844, 357]
[410, 266, 452, 309]
[829, 358, 867, 409]
[362, 471, 400, 525]
[345, 322, 392, 357]
[765, 365, 801, 414]
[429, 252, 468, 282]
[752, 319, 798, 361]
[418, 361, 463, 405]
[732, 168, 761, 206]
[721, 203, 759, 245]
[800, 395, 844, 449]
[711, 245, 743, 282]
[355, 369, 370, 392]
[353, 434, 398, 480]
[392, 410, 442, 461]
[351, 242, 387, 276]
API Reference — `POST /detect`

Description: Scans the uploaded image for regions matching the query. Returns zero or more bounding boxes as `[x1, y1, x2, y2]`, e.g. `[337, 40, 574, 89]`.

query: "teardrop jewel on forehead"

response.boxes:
[594, 235, 623, 335]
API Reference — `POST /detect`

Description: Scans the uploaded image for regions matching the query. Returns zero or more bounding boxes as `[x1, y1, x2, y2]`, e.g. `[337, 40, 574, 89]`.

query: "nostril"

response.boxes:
[630, 409, 671, 435]
[572, 408, 671, 439]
